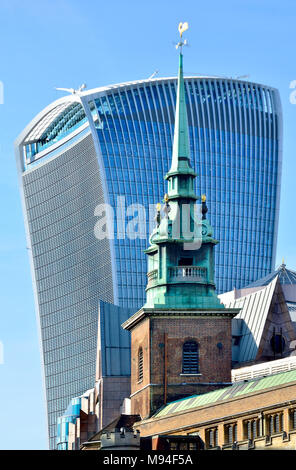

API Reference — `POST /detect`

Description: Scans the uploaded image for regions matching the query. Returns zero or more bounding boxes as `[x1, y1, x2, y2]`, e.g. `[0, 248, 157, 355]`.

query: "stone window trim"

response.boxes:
[180, 373, 202, 377]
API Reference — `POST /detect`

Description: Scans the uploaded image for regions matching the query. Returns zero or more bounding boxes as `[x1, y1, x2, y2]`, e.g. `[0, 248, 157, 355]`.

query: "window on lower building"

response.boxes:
[243, 418, 260, 440]
[138, 347, 143, 382]
[170, 442, 178, 450]
[270, 333, 285, 355]
[168, 439, 201, 451]
[179, 442, 189, 450]
[267, 412, 283, 435]
[205, 427, 218, 449]
[188, 442, 198, 450]
[224, 423, 237, 444]
[182, 341, 199, 374]
[289, 409, 296, 430]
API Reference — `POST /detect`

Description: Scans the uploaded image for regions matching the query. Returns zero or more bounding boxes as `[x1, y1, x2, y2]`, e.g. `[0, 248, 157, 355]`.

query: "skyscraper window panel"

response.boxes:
[15, 76, 282, 448]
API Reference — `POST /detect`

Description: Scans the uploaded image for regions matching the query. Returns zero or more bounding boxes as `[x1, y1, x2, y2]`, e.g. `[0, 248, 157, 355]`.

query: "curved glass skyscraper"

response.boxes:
[15, 76, 282, 448]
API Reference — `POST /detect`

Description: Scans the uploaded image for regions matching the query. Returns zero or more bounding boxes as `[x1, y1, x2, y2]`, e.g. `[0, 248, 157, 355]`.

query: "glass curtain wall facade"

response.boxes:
[82, 78, 282, 305]
[15, 77, 282, 448]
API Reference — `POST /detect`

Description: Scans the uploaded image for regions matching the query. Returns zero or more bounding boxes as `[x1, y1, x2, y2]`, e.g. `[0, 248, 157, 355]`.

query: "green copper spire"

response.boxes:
[143, 24, 223, 310]
[165, 48, 197, 202]
[166, 53, 196, 179]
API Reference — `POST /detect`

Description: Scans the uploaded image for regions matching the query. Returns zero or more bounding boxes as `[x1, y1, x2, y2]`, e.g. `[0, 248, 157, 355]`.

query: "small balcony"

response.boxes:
[168, 266, 207, 283]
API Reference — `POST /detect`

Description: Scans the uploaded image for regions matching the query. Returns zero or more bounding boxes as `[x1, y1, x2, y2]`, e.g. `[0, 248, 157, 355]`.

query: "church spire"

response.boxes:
[143, 23, 223, 310]
[165, 25, 196, 202]
[166, 52, 196, 179]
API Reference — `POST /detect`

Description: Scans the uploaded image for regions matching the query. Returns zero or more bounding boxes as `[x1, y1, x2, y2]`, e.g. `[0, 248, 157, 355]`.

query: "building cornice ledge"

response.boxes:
[122, 307, 240, 330]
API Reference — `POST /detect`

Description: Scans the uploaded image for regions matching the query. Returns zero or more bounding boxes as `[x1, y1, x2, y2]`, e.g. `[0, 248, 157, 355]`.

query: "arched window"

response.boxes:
[138, 347, 143, 382]
[182, 341, 199, 374]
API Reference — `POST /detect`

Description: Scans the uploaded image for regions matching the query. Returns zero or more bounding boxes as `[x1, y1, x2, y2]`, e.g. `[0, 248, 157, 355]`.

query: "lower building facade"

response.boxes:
[72, 369, 296, 451]
[135, 369, 296, 450]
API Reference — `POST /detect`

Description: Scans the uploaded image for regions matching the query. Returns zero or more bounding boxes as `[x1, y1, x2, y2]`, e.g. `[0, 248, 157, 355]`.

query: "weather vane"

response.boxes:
[176, 22, 189, 51]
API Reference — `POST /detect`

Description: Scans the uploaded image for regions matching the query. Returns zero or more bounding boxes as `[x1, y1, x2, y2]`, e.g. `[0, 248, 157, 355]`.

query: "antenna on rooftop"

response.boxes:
[55, 83, 87, 95]
[148, 71, 159, 79]
[236, 74, 250, 80]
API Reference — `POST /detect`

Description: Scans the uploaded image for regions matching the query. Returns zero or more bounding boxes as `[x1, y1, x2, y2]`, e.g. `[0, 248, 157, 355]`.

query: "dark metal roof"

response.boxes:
[247, 264, 296, 287]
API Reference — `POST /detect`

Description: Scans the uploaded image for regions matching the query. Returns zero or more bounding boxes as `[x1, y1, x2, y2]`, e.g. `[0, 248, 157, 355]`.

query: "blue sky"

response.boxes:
[0, 0, 295, 449]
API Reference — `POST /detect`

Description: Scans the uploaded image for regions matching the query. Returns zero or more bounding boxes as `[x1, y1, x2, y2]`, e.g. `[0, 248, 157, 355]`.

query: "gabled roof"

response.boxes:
[229, 277, 279, 363]
[247, 263, 296, 287]
[154, 369, 296, 418]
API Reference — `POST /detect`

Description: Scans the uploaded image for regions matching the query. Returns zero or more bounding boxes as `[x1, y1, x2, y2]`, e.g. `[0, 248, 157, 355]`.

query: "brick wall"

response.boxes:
[130, 318, 150, 417]
[130, 313, 232, 418]
[150, 317, 232, 383]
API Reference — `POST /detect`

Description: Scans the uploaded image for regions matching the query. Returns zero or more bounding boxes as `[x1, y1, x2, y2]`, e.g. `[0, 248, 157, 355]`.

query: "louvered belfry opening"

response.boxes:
[138, 347, 143, 382]
[182, 341, 199, 374]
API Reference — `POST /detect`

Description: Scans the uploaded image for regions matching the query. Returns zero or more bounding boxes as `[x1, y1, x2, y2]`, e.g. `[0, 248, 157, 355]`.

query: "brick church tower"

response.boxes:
[123, 27, 239, 419]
